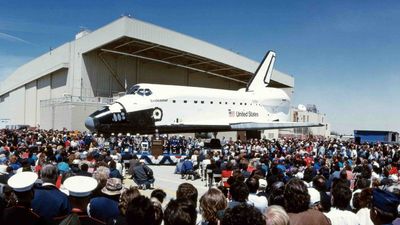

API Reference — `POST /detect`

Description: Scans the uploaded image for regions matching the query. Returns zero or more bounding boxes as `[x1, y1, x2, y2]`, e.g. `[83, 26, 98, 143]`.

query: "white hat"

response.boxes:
[258, 179, 267, 189]
[8, 172, 38, 192]
[139, 159, 145, 163]
[308, 187, 320, 207]
[63, 176, 98, 197]
[72, 159, 81, 165]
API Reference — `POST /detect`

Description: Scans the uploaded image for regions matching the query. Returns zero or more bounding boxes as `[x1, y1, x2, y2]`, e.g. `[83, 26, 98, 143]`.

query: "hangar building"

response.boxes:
[0, 16, 294, 132]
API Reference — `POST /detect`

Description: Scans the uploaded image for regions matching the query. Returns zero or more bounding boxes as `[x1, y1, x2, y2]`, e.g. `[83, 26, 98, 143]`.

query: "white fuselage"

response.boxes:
[112, 83, 291, 127]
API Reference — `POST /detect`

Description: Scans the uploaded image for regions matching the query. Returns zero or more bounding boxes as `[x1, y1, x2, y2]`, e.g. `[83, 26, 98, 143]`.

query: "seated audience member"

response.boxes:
[0, 164, 11, 184]
[151, 198, 163, 225]
[125, 195, 156, 225]
[228, 181, 249, 209]
[176, 182, 198, 208]
[151, 189, 167, 204]
[199, 188, 227, 225]
[2, 172, 46, 225]
[370, 188, 400, 225]
[221, 203, 265, 225]
[355, 188, 373, 225]
[264, 205, 290, 225]
[164, 198, 197, 225]
[109, 160, 123, 180]
[58, 175, 104, 225]
[284, 178, 330, 225]
[312, 175, 331, 212]
[307, 187, 323, 211]
[89, 178, 123, 222]
[76, 163, 92, 177]
[268, 181, 285, 207]
[324, 181, 360, 225]
[92, 166, 110, 197]
[109, 186, 141, 225]
[246, 177, 268, 213]
[31, 164, 71, 220]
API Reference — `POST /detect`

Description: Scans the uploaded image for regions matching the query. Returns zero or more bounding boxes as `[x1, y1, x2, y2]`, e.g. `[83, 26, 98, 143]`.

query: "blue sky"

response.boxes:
[0, 1, 399, 134]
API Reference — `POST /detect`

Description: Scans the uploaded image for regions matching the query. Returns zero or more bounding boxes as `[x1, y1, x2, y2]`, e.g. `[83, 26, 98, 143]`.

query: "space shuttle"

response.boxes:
[85, 51, 323, 134]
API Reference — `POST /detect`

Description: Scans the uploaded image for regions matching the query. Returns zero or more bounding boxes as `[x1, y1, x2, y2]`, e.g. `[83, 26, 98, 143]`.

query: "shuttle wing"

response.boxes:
[230, 122, 325, 130]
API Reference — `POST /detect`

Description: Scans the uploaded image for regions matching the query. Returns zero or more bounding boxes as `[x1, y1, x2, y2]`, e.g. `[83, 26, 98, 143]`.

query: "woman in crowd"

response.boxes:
[199, 188, 227, 225]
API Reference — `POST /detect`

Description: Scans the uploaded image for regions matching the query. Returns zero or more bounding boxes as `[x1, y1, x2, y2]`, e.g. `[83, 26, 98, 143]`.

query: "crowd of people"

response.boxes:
[1, 128, 400, 225]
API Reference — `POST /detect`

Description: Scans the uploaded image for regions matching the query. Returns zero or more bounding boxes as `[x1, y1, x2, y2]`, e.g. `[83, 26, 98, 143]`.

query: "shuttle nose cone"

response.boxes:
[85, 117, 96, 131]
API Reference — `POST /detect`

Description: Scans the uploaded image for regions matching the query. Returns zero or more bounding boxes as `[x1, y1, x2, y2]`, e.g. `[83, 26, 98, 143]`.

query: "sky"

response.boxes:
[0, 1, 399, 134]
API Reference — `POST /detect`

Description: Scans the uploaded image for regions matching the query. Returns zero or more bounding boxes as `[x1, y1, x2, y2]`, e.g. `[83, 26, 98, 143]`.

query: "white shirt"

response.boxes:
[324, 207, 360, 225]
[356, 208, 374, 225]
[248, 193, 268, 213]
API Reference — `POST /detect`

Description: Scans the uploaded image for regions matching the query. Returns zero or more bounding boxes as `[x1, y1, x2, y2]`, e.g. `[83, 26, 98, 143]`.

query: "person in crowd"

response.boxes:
[151, 198, 163, 225]
[246, 177, 268, 213]
[181, 156, 195, 180]
[132, 159, 154, 189]
[264, 205, 290, 225]
[125, 195, 156, 225]
[164, 198, 197, 225]
[324, 180, 360, 225]
[57, 175, 104, 225]
[76, 163, 92, 177]
[370, 188, 400, 225]
[268, 181, 285, 207]
[109, 186, 141, 225]
[176, 182, 198, 208]
[151, 189, 167, 204]
[284, 178, 330, 225]
[355, 188, 373, 225]
[221, 162, 233, 188]
[89, 178, 123, 223]
[221, 203, 265, 225]
[228, 181, 249, 209]
[31, 164, 71, 221]
[312, 175, 331, 212]
[199, 188, 227, 225]
[109, 160, 123, 180]
[2, 172, 46, 225]
[0, 164, 11, 184]
[92, 166, 110, 197]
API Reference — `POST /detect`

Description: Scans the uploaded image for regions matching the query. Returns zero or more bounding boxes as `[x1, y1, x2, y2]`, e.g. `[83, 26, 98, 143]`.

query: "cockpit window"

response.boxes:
[137, 89, 145, 96]
[144, 89, 152, 96]
[128, 85, 152, 96]
[127, 85, 140, 94]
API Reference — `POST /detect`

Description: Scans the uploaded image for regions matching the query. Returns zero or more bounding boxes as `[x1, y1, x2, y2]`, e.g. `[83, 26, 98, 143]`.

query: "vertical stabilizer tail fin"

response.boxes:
[246, 51, 276, 92]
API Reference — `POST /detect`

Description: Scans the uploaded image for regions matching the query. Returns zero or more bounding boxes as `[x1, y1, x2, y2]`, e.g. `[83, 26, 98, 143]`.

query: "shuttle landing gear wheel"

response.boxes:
[152, 108, 163, 121]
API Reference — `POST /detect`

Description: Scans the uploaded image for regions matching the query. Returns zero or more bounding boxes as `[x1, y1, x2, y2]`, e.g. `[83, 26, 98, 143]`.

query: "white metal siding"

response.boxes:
[37, 76, 51, 127]
[51, 69, 68, 98]
[25, 81, 37, 126]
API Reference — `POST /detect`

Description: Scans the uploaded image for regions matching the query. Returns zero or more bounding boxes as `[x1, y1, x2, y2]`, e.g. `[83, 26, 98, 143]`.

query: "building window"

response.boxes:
[233, 102, 235, 105]
[244, 103, 247, 105]
[201, 101, 204, 104]
[172, 100, 176, 103]
[184, 100, 187, 103]
[194, 100, 198, 104]
[225, 102, 228, 105]
[240, 103, 242, 105]
[210, 101, 213, 104]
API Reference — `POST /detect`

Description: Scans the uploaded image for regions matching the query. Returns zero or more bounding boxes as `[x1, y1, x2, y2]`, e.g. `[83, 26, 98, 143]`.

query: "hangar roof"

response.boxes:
[0, 16, 293, 96]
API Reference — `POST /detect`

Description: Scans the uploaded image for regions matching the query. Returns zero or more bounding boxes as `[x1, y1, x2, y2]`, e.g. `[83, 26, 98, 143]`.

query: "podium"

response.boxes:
[151, 139, 163, 158]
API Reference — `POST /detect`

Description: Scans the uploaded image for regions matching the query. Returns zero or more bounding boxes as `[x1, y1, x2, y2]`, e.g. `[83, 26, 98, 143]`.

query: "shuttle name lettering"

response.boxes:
[236, 111, 259, 117]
